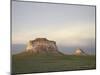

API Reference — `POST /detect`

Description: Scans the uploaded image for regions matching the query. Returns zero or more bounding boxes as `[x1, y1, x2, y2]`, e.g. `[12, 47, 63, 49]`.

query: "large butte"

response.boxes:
[26, 38, 63, 55]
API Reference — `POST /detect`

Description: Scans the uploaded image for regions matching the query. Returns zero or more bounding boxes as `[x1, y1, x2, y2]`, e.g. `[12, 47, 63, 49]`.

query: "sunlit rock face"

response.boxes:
[26, 38, 61, 54]
[75, 48, 87, 56]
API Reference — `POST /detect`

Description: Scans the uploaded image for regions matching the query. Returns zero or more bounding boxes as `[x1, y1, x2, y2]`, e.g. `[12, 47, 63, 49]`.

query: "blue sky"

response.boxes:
[12, 1, 95, 54]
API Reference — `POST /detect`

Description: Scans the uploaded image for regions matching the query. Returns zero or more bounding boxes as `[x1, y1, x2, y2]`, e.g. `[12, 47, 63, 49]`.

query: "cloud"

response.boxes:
[12, 23, 95, 46]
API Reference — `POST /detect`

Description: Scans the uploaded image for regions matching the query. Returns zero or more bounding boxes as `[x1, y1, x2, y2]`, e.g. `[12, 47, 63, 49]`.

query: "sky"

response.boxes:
[12, 1, 95, 54]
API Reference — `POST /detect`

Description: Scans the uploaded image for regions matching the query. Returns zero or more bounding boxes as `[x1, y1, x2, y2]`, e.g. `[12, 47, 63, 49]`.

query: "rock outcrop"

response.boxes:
[26, 38, 63, 55]
[75, 48, 87, 56]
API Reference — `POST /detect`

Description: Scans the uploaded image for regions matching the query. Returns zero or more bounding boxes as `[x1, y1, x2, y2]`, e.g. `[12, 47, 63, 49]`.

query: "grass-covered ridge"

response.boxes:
[12, 52, 96, 74]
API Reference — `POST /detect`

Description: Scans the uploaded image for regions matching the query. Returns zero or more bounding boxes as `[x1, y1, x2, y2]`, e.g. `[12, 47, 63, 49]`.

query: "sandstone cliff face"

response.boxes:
[26, 38, 61, 54]
[75, 48, 87, 56]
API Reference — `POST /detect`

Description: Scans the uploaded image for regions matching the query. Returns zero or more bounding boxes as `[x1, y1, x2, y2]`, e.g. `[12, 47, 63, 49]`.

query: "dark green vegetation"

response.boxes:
[12, 52, 96, 74]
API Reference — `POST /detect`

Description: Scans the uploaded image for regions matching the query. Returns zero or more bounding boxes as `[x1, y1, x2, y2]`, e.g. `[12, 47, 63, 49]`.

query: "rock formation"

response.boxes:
[26, 38, 63, 55]
[75, 48, 87, 56]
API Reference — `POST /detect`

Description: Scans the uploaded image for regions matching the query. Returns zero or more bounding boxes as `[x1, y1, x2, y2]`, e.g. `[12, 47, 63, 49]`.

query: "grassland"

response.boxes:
[12, 52, 96, 74]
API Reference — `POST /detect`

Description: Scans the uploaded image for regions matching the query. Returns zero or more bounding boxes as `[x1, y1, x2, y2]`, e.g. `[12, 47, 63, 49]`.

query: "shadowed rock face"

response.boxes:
[26, 38, 62, 54]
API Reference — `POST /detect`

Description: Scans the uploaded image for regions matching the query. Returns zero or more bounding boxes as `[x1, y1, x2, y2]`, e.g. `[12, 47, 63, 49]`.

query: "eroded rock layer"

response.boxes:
[26, 38, 62, 54]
